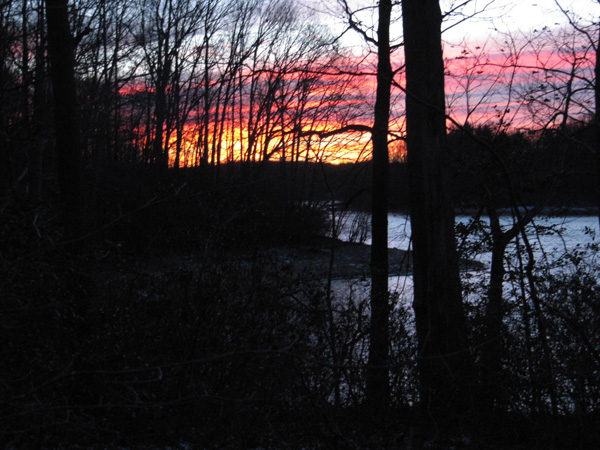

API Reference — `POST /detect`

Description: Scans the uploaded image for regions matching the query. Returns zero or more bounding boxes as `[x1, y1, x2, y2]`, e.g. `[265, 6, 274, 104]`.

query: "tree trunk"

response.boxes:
[28, 5, 48, 204]
[46, 0, 82, 243]
[21, 0, 30, 127]
[595, 23, 600, 227]
[366, 0, 392, 412]
[482, 204, 540, 411]
[153, 50, 169, 170]
[402, 0, 474, 424]
[481, 206, 509, 411]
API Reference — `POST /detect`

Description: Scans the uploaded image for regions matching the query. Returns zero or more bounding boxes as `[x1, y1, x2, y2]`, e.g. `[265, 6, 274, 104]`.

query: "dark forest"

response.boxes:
[2, 0, 600, 448]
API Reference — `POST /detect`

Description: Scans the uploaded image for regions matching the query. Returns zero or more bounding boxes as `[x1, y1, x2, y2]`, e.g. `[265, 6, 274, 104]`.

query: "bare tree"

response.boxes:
[45, 0, 82, 242]
[551, 0, 600, 225]
[134, 0, 206, 169]
[366, 0, 392, 411]
[402, 0, 475, 424]
[334, 0, 396, 411]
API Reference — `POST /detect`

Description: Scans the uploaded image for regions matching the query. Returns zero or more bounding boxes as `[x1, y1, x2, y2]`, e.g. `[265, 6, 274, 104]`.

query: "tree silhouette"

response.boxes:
[45, 0, 82, 242]
[402, 0, 475, 426]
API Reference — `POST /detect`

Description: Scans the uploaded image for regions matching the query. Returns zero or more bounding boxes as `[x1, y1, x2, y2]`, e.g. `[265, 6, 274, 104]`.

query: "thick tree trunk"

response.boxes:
[28, 7, 47, 204]
[595, 24, 600, 227]
[402, 0, 474, 424]
[46, 0, 82, 243]
[366, 0, 392, 411]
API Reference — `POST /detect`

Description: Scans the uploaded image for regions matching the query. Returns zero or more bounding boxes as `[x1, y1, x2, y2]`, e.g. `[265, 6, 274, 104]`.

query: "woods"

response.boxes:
[1, 0, 600, 448]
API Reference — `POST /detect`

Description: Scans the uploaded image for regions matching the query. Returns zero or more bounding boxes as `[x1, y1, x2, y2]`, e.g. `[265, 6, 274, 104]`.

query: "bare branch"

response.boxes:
[296, 124, 372, 139]
[337, 0, 378, 47]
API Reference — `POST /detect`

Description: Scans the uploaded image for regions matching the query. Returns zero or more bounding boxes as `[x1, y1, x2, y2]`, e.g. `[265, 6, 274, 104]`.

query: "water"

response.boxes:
[336, 211, 599, 257]
[332, 211, 599, 304]
[328, 211, 600, 414]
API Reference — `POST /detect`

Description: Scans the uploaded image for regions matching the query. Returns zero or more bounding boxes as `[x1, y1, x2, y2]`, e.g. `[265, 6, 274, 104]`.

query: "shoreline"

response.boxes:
[269, 238, 484, 280]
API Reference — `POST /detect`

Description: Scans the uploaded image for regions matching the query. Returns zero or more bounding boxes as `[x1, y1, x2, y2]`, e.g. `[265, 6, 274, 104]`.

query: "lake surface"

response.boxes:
[332, 211, 599, 304]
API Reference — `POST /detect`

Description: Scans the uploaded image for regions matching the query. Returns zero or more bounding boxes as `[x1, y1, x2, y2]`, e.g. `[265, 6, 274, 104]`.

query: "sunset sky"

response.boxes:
[2, 0, 597, 168]
[140, 0, 598, 166]
[173, 0, 598, 165]
[304, 0, 599, 138]
[443, 0, 597, 42]
[316, 0, 600, 45]
[49, 0, 598, 167]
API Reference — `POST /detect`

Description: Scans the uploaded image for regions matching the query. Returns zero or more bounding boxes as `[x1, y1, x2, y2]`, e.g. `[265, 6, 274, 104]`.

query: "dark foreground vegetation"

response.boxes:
[2, 140, 600, 448]
[3, 0, 600, 445]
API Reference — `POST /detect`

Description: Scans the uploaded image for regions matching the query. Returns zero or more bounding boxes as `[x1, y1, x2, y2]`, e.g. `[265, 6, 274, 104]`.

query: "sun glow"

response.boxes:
[130, 61, 381, 168]
[163, 122, 374, 167]
[116, 29, 594, 170]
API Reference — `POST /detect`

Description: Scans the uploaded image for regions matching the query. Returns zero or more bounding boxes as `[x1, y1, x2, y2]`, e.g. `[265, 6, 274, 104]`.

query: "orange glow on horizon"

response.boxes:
[165, 122, 374, 167]
[115, 38, 594, 167]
